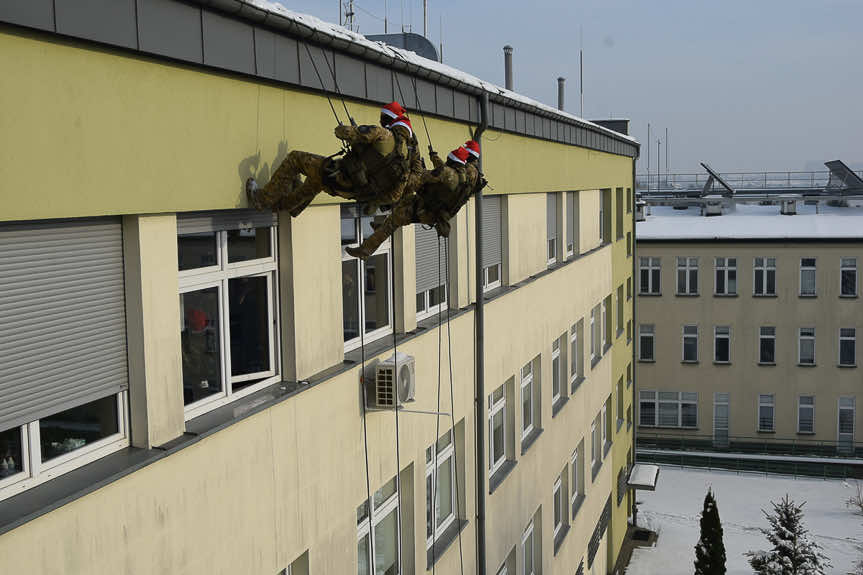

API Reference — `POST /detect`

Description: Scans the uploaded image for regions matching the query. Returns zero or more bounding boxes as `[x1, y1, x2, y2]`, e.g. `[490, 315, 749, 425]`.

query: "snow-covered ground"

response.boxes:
[627, 466, 863, 574]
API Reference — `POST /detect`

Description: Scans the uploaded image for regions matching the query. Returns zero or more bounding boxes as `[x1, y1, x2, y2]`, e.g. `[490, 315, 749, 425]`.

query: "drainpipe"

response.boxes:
[473, 92, 489, 575]
[631, 151, 639, 527]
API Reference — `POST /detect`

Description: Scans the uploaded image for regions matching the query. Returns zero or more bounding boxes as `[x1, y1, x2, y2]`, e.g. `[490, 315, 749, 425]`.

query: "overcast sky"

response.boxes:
[281, 1, 861, 174]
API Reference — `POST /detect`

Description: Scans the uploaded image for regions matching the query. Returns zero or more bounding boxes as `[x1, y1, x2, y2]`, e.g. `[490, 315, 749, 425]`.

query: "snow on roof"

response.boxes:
[243, 1, 637, 144]
[637, 202, 863, 241]
[627, 463, 660, 490]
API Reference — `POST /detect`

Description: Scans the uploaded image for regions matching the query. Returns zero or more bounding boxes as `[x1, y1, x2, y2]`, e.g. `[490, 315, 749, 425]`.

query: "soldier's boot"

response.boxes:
[262, 151, 326, 214]
[345, 216, 399, 260]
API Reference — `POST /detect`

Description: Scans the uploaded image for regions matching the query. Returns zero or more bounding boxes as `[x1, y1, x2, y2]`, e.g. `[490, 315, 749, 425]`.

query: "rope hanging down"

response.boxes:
[389, 234, 405, 575]
[302, 42, 342, 126]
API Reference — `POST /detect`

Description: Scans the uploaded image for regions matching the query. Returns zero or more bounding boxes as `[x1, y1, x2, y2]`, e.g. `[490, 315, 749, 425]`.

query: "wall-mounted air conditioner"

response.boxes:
[373, 352, 416, 408]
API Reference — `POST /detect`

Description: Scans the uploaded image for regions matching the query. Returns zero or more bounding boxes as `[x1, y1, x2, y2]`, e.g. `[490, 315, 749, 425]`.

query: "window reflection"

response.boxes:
[178, 232, 218, 271]
[364, 254, 390, 332]
[180, 287, 223, 405]
[227, 228, 271, 263]
[39, 396, 119, 462]
[343, 260, 360, 342]
[229, 276, 270, 386]
[0, 427, 23, 479]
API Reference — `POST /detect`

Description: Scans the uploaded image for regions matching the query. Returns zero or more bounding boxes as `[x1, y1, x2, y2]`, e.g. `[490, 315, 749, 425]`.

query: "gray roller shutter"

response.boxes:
[177, 209, 277, 234]
[0, 218, 128, 431]
[481, 195, 502, 269]
[415, 224, 443, 293]
[547, 193, 558, 241]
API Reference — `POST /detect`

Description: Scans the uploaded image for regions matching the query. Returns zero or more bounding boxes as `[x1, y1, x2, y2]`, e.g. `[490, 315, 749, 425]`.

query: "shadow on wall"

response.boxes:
[237, 140, 289, 206]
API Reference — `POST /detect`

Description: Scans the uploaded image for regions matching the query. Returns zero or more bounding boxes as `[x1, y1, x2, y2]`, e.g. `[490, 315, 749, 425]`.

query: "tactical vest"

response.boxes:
[340, 129, 411, 198]
[420, 163, 468, 214]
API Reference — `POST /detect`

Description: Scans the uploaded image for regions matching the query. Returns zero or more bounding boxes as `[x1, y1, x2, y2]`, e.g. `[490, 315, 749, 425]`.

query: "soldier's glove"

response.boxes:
[334, 125, 352, 140]
[478, 177, 489, 191]
[434, 219, 451, 238]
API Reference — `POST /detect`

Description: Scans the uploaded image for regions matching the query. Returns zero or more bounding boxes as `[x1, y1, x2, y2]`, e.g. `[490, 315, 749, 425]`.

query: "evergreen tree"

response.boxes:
[746, 494, 831, 575]
[694, 488, 726, 575]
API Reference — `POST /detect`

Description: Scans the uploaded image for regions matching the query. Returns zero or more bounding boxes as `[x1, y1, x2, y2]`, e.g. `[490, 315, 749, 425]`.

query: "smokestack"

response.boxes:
[504, 45, 513, 90]
[557, 77, 565, 111]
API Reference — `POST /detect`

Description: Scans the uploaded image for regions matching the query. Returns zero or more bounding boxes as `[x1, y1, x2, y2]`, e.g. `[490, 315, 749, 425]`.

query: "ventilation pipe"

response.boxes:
[503, 45, 513, 90]
[557, 77, 565, 111]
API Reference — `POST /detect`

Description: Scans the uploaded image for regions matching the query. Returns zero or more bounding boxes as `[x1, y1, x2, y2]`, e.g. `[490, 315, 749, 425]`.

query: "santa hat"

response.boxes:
[464, 140, 480, 158]
[390, 115, 413, 137]
[447, 147, 469, 165]
[381, 101, 406, 120]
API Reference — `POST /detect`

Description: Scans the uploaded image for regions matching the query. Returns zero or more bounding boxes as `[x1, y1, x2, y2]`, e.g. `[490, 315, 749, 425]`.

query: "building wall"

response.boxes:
[636, 241, 863, 445]
[0, 25, 635, 575]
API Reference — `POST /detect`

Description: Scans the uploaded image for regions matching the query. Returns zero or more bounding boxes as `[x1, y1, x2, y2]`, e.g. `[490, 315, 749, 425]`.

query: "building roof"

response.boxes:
[637, 202, 863, 241]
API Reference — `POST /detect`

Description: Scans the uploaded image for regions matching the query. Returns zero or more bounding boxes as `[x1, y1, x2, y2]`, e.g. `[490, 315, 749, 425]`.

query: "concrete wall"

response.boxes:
[636, 241, 863, 444]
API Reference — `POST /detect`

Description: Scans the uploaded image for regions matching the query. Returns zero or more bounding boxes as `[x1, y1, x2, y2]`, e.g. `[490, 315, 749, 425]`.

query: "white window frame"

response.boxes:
[639, 324, 655, 361]
[547, 238, 557, 267]
[841, 257, 858, 297]
[714, 257, 737, 295]
[179, 226, 281, 419]
[570, 447, 581, 515]
[591, 420, 600, 466]
[416, 283, 448, 322]
[601, 402, 609, 450]
[488, 385, 507, 476]
[357, 476, 401, 575]
[758, 394, 775, 432]
[759, 326, 776, 364]
[520, 362, 534, 440]
[0, 393, 129, 502]
[839, 397, 856, 448]
[639, 391, 698, 428]
[522, 521, 535, 575]
[552, 476, 564, 538]
[601, 299, 608, 350]
[799, 257, 817, 296]
[840, 327, 857, 367]
[798, 327, 816, 365]
[682, 325, 699, 363]
[482, 263, 502, 293]
[639, 257, 661, 295]
[590, 308, 597, 360]
[753, 256, 776, 296]
[713, 392, 729, 446]
[676, 256, 699, 295]
[551, 339, 562, 404]
[639, 390, 656, 427]
[566, 191, 576, 258]
[714, 326, 731, 363]
[425, 430, 457, 550]
[798, 396, 815, 434]
[569, 324, 579, 384]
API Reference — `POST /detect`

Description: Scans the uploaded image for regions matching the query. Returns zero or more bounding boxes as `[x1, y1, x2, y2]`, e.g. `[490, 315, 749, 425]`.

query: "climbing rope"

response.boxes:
[389, 236, 405, 575]
[391, 53, 434, 151]
[302, 42, 343, 126]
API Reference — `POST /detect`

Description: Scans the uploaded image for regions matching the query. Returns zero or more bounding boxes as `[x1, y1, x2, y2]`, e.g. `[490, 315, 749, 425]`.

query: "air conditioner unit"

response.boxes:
[374, 352, 416, 408]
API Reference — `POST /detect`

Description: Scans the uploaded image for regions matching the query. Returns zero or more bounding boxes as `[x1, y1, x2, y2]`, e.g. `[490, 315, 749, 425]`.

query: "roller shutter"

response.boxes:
[415, 224, 443, 294]
[177, 209, 277, 234]
[481, 195, 502, 269]
[0, 218, 128, 431]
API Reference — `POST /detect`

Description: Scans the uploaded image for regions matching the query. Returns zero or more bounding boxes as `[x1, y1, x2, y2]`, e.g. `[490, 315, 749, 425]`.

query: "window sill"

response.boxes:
[552, 395, 570, 418]
[757, 430, 776, 434]
[681, 360, 699, 365]
[427, 518, 469, 569]
[570, 375, 585, 395]
[638, 358, 655, 364]
[675, 293, 699, 297]
[797, 431, 816, 436]
[752, 294, 778, 298]
[757, 362, 776, 366]
[553, 523, 571, 556]
[840, 294, 859, 299]
[520, 427, 544, 456]
[838, 364, 857, 369]
[798, 294, 817, 299]
[713, 361, 731, 366]
[489, 459, 517, 495]
[713, 293, 738, 298]
[638, 292, 662, 297]
[797, 363, 817, 368]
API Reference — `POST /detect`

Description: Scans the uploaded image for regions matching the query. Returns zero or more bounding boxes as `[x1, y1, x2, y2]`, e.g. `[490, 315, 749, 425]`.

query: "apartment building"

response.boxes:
[0, 3, 637, 574]
[636, 201, 863, 454]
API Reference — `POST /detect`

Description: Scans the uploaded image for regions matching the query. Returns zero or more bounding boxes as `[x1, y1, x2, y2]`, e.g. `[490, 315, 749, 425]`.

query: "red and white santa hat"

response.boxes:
[447, 146, 470, 165]
[381, 101, 406, 121]
[389, 115, 413, 137]
[463, 140, 480, 158]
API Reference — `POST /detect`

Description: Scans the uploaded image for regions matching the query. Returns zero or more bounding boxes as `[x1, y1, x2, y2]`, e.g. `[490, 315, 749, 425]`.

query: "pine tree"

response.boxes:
[746, 494, 831, 575]
[694, 488, 726, 575]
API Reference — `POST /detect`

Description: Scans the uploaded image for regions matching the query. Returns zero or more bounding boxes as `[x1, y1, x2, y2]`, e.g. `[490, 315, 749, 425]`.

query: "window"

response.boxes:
[753, 257, 776, 296]
[714, 257, 737, 295]
[714, 326, 731, 363]
[601, 298, 609, 350]
[617, 378, 624, 429]
[357, 476, 400, 575]
[759, 326, 776, 364]
[415, 224, 447, 320]
[591, 417, 601, 468]
[639, 324, 655, 361]
[566, 191, 578, 257]
[553, 475, 564, 539]
[342, 206, 392, 351]
[482, 195, 503, 293]
[570, 321, 584, 387]
[521, 362, 534, 439]
[626, 232, 632, 257]
[677, 257, 699, 295]
[798, 327, 815, 365]
[799, 258, 816, 296]
[626, 187, 632, 213]
[639, 257, 661, 295]
[639, 391, 697, 428]
[626, 319, 632, 343]
[626, 405, 633, 430]
[682, 325, 699, 362]
[615, 187, 624, 240]
[839, 397, 856, 451]
[416, 285, 447, 320]
[713, 393, 730, 447]
[482, 263, 502, 292]
[601, 401, 610, 451]
[627, 363, 632, 387]
[840, 328, 857, 367]
[551, 339, 562, 405]
[179, 222, 280, 418]
[590, 306, 598, 361]
[616, 285, 624, 336]
[522, 522, 535, 575]
[841, 257, 857, 297]
[570, 441, 585, 517]
[758, 394, 775, 432]
[547, 193, 559, 266]
[489, 385, 506, 475]
[426, 430, 457, 549]
[627, 277, 632, 300]
[798, 396, 815, 434]
[0, 395, 128, 502]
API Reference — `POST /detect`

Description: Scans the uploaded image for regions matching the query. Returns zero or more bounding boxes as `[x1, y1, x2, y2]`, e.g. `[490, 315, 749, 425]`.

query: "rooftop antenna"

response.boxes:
[423, 0, 428, 37]
[339, 0, 342, 26]
[400, 0, 404, 32]
[665, 127, 669, 187]
[647, 123, 651, 192]
[579, 26, 584, 117]
[343, 0, 356, 31]
[439, 14, 443, 62]
[384, 0, 388, 33]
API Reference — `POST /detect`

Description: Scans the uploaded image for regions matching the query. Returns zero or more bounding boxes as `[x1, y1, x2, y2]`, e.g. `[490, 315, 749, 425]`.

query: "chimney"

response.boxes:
[557, 77, 565, 111]
[504, 45, 513, 90]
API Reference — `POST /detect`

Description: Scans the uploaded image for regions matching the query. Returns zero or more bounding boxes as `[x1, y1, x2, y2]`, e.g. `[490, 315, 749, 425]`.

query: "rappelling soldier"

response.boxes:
[247, 102, 420, 217]
[345, 145, 486, 259]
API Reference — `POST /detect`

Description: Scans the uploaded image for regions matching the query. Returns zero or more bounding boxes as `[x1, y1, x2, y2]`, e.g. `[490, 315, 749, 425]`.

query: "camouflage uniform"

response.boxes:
[251, 123, 414, 217]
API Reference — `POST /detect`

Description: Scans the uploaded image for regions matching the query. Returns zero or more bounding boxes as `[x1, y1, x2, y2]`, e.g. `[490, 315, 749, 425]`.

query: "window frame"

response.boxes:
[753, 256, 777, 296]
[416, 283, 448, 322]
[639, 257, 661, 295]
[799, 257, 817, 297]
[841, 257, 858, 297]
[488, 385, 507, 476]
[570, 446, 583, 517]
[520, 362, 534, 440]
[840, 327, 857, 367]
[552, 475, 564, 538]
[714, 257, 737, 295]
[482, 263, 502, 293]
[797, 395, 815, 434]
[639, 390, 698, 429]
[759, 326, 776, 364]
[569, 323, 581, 385]
[714, 326, 731, 363]
[425, 430, 457, 550]
[682, 325, 699, 363]
[838, 396, 856, 446]
[522, 521, 535, 575]
[639, 324, 655, 362]
[178, 226, 281, 420]
[798, 327, 816, 365]
[758, 394, 775, 432]
[357, 476, 401, 575]
[551, 339, 562, 405]
[676, 256, 699, 295]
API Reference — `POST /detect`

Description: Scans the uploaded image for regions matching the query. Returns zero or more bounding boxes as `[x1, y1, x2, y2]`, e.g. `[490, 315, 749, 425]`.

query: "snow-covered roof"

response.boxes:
[637, 202, 863, 241]
[243, 0, 636, 145]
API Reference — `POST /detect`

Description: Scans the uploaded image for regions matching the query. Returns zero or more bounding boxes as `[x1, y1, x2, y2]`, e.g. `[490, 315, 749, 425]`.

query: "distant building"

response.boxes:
[636, 200, 863, 455]
[0, 2, 638, 574]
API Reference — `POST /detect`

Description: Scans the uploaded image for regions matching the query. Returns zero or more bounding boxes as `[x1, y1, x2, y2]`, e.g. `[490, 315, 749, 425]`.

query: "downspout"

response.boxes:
[473, 92, 489, 575]
[630, 150, 639, 527]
